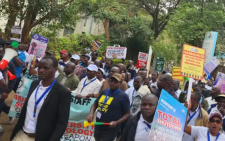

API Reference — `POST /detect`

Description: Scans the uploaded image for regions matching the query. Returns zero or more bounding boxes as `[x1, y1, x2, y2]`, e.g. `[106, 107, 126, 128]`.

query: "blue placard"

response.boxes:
[149, 89, 187, 141]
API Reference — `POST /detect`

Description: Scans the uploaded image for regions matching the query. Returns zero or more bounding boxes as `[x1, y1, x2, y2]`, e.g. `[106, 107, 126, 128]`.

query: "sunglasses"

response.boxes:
[209, 119, 222, 124]
[110, 78, 119, 83]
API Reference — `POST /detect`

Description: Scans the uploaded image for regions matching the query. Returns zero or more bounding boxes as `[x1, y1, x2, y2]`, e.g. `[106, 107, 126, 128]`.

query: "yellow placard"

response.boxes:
[180, 44, 205, 80]
[172, 67, 184, 85]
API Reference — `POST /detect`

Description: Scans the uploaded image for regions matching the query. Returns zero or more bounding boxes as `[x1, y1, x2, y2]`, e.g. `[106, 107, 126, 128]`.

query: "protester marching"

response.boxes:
[0, 12, 225, 141]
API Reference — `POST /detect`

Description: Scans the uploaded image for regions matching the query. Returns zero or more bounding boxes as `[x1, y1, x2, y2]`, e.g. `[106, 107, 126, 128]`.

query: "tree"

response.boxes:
[136, 0, 181, 39]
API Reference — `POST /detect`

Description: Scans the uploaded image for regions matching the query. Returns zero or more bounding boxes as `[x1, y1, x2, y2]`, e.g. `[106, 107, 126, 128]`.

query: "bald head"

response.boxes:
[172, 79, 180, 91]
[211, 86, 221, 97]
[110, 67, 120, 77]
[157, 74, 173, 89]
[139, 71, 147, 80]
[116, 63, 125, 73]
[64, 62, 76, 75]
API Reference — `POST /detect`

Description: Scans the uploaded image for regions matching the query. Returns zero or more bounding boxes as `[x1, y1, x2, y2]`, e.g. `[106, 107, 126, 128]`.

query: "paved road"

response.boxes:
[0, 92, 17, 141]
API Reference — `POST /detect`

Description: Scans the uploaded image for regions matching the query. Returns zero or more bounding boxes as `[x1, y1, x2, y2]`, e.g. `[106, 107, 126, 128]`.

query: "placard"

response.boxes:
[148, 89, 187, 141]
[61, 94, 95, 141]
[8, 71, 38, 118]
[202, 32, 218, 65]
[214, 72, 225, 93]
[180, 44, 205, 80]
[10, 26, 22, 42]
[28, 34, 49, 58]
[106, 46, 127, 59]
[172, 67, 184, 85]
[90, 39, 103, 52]
[204, 56, 220, 74]
[136, 52, 148, 68]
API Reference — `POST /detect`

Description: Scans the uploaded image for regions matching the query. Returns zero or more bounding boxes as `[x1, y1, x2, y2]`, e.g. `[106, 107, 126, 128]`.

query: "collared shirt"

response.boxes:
[128, 79, 134, 88]
[175, 89, 181, 98]
[60, 73, 74, 85]
[183, 106, 200, 141]
[191, 126, 225, 141]
[206, 97, 217, 109]
[134, 114, 151, 141]
[23, 81, 52, 133]
[72, 77, 102, 96]
[209, 105, 225, 119]
[58, 59, 70, 71]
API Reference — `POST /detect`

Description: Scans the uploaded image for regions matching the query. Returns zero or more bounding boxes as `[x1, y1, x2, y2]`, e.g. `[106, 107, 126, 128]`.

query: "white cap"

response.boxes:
[99, 68, 105, 74]
[71, 54, 80, 60]
[87, 64, 98, 72]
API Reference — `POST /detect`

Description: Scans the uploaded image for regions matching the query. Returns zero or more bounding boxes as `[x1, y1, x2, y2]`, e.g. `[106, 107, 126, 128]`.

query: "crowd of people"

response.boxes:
[0, 38, 224, 141]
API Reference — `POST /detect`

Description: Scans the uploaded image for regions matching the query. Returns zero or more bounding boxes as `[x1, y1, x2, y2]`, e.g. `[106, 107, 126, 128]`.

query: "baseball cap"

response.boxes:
[209, 112, 223, 121]
[60, 50, 67, 54]
[71, 54, 80, 60]
[82, 54, 90, 60]
[111, 73, 122, 81]
[99, 68, 105, 74]
[87, 64, 98, 72]
[215, 94, 225, 102]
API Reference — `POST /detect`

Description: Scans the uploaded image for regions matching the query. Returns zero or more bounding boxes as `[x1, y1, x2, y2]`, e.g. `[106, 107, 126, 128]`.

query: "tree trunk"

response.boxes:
[103, 19, 110, 42]
[21, 7, 33, 43]
[4, 0, 19, 40]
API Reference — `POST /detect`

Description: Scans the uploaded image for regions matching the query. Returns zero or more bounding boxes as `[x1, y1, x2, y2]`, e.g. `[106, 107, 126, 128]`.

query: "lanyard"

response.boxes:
[130, 89, 135, 107]
[187, 107, 199, 124]
[81, 78, 97, 92]
[33, 79, 56, 117]
[143, 121, 151, 132]
[100, 89, 120, 111]
[207, 130, 220, 141]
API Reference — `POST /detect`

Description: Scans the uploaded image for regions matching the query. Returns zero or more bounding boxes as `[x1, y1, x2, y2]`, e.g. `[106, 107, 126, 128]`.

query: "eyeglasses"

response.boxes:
[209, 119, 222, 124]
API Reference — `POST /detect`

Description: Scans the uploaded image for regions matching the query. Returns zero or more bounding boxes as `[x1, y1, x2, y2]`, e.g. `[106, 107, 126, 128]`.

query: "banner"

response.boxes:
[172, 67, 184, 85]
[61, 94, 96, 141]
[155, 57, 165, 72]
[148, 89, 187, 141]
[28, 34, 49, 58]
[90, 39, 103, 52]
[214, 72, 225, 93]
[202, 32, 218, 65]
[136, 52, 148, 68]
[8, 71, 38, 118]
[10, 26, 22, 42]
[180, 44, 205, 80]
[106, 46, 127, 59]
[204, 56, 220, 74]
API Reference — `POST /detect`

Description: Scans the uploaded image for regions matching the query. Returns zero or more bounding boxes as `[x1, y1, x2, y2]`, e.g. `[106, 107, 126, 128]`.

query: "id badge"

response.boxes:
[97, 111, 102, 119]
[27, 119, 37, 132]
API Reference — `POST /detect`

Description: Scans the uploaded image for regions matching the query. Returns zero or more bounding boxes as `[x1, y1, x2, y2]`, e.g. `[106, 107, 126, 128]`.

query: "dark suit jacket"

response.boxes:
[10, 80, 71, 141]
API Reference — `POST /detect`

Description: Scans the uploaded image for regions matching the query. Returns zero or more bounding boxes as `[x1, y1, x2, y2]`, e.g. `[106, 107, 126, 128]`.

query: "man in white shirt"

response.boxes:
[11, 56, 71, 141]
[206, 86, 221, 109]
[125, 76, 150, 116]
[120, 94, 158, 141]
[182, 91, 209, 141]
[72, 64, 101, 98]
[172, 79, 181, 98]
[184, 111, 225, 141]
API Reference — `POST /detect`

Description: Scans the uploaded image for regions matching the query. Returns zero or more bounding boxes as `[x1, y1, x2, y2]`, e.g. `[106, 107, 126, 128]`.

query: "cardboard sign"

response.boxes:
[61, 94, 96, 141]
[10, 26, 22, 42]
[90, 39, 103, 52]
[204, 56, 220, 74]
[136, 52, 148, 68]
[148, 89, 187, 141]
[202, 32, 218, 65]
[8, 71, 38, 118]
[214, 72, 225, 93]
[180, 44, 205, 80]
[172, 67, 184, 85]
[106, 46, 127, 59]
[28, 34, 49, 58]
